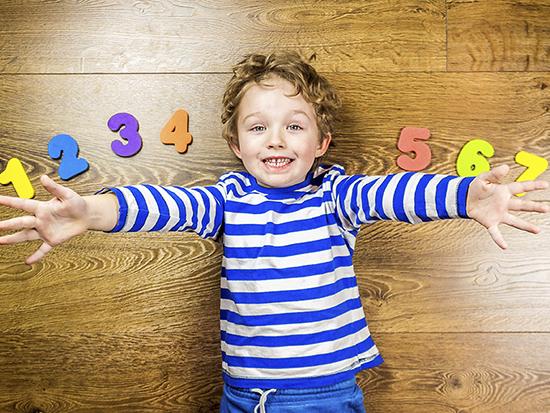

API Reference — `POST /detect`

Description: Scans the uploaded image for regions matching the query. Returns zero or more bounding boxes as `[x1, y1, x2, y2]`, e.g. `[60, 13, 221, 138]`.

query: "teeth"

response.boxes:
[264, 158, 292, 167]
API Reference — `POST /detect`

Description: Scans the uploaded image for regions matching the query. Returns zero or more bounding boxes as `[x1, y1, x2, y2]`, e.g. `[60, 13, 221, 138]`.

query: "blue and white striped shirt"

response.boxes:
[98, 164, 474, 389]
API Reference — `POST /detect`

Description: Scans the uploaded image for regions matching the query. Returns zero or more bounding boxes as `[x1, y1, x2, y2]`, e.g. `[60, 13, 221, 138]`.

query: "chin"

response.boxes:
[259, 174, 294, 188]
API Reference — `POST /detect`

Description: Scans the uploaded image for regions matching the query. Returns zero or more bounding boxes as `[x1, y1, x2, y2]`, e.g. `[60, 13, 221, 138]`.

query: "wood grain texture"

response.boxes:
[0, 72, 547, 184]
[0, 333, 548, 412]
[0, 332, 222, 412]
[0, 0, 549, 411]
[327, 72, 550, 176]
[0, 73, 548, 336]
[360, 333, 550, 413]
[0, 0, 446, 74]
[356, 219, 550, 333]
[448, 0, 550, 71]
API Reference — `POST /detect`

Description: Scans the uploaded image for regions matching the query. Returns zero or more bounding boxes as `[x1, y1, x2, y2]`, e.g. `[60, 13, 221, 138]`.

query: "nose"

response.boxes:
[266, 128, 286, 149]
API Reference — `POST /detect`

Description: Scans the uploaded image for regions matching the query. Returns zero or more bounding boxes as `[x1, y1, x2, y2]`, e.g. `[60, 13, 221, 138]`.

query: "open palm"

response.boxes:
[0, 175, 89, 264]
[466, 165, 550, 249]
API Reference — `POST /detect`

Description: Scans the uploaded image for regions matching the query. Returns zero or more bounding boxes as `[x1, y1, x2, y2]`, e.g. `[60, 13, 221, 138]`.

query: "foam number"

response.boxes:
[396, 127, 432, 171]
[456, 139, 494, 177]
[48, 134, 90, 181]
[514, 151, 548, 197]
[108, 112, 143, 157]
[0, 158, 35, 198]
[160, 109, 193, 153]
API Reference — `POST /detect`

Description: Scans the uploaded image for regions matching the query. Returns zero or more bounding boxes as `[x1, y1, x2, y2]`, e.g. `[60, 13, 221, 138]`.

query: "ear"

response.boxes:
[228, 138, 242, 159]
[315, 133, 332, 158]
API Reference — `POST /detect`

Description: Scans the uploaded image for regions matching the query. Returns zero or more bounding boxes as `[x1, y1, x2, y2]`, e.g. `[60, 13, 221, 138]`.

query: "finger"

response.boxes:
[0, 216, 36, 232]
[0, 194, 40, 214]
[508, 198, 550, 213]
[478, 164, 510, 184]
[0, 229, 41, 245]
[488, 225, 508, 249]
[26, 241, 53, 265]
[507, 180, 549, 195]
[503, 214, 540, 234]
[41, 175, 77, 201]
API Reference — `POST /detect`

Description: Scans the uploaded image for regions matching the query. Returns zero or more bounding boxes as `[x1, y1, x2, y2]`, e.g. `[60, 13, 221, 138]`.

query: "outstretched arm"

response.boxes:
[0, 175, 118, 264]
[466, 164, 550, 249]
[331, 168, 474, 229]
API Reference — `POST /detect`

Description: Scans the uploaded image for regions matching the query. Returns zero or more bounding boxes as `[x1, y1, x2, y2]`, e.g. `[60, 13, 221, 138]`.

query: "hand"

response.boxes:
[466, 164, 550, 249]
[0, 175, 90, 264]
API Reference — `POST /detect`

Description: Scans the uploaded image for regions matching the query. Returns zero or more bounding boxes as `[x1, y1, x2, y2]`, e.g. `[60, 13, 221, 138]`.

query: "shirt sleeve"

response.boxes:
[331, 171, 475, 230]
[94, 182, 226, 239]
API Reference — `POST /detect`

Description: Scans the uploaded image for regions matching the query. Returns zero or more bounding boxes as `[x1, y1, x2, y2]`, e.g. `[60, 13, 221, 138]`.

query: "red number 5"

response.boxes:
[396, 127, 432, 172]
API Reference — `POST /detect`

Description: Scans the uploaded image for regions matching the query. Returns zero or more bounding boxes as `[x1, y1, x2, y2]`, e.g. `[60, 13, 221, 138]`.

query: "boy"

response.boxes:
[0, 51, 548, 413]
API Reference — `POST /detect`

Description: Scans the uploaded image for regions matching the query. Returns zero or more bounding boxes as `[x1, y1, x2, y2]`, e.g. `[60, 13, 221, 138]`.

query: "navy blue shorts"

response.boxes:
[220, 377, 366, 412]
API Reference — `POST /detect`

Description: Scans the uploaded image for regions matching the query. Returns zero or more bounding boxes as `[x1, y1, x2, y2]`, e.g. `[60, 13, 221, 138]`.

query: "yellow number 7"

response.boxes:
[514, 151, 548, 197]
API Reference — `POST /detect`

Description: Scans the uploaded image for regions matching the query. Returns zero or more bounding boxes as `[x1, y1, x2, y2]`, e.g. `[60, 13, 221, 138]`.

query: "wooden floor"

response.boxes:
[0, 1, 549, 412]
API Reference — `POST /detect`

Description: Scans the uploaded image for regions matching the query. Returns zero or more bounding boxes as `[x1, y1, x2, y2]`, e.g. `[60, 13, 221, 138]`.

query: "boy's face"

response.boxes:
[230, 75, 331, 188]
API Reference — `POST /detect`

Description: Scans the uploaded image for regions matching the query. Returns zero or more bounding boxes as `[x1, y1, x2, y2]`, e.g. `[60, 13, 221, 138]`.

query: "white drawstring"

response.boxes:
[251, 388, 277, 413]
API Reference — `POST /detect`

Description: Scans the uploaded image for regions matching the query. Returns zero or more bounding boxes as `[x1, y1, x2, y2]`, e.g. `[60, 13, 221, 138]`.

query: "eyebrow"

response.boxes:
[241, 112, 261, 123]
[241, 110, 311, 123]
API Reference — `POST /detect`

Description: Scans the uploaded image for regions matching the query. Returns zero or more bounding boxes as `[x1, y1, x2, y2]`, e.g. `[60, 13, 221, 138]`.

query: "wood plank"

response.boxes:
[0, 0, 446, 73]
[0, 217, 548, 333]
[0, 73, 548, 334]
[0, 233, 222, 333]
[0, 1, 549, 410]
[329, 72, 550, 176]
[361, 333, 550, 413]
[0, 332, 548, 412]
[448, 0, 550, 71]
[0, 72, 547, 182]
[356, 219, 550, 332]
[0, 332, 222, 412]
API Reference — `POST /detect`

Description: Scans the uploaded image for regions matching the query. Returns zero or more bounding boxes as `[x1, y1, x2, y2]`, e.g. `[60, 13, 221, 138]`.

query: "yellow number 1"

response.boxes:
[0, 158, 35, 198]
[514, 151, 548, 197]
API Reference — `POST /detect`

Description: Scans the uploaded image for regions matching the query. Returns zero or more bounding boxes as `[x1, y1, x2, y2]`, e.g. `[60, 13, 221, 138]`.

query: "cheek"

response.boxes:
[238, 143, 260, 160]
[298, 141, 320, 159]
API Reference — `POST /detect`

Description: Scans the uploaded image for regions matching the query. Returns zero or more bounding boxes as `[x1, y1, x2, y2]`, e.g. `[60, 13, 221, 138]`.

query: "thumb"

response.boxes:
[40, 175, 77, 200]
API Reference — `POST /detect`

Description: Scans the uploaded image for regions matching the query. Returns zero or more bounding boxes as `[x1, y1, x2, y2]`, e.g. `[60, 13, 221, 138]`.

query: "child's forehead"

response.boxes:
[238, 76, 314, 116]
[243, 75, 298, 98]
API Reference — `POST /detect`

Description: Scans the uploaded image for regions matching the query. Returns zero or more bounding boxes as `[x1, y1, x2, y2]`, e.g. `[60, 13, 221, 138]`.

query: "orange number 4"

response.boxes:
[160, 109, 193, 154]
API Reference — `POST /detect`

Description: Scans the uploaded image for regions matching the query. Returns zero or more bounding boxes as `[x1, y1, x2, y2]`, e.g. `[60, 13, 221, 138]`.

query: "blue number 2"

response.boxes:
[48, 134, 90, 180]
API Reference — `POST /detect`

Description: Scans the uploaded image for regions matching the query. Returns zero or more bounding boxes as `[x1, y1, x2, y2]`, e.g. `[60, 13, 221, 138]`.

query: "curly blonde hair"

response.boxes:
[221, 51, 342, 169]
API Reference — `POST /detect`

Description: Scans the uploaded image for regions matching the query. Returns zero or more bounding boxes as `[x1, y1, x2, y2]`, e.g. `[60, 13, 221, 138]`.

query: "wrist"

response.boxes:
[83, 193, 119, 232]
[458, 176, 476, 219]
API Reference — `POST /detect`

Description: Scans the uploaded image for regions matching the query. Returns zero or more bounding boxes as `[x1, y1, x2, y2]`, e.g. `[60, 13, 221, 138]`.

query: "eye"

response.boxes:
[250, 125, 265, 132]
[288, 124, 303, 131]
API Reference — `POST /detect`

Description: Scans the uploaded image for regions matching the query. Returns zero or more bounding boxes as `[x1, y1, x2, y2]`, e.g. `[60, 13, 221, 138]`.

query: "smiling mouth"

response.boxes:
[263, 157, 294, 168]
